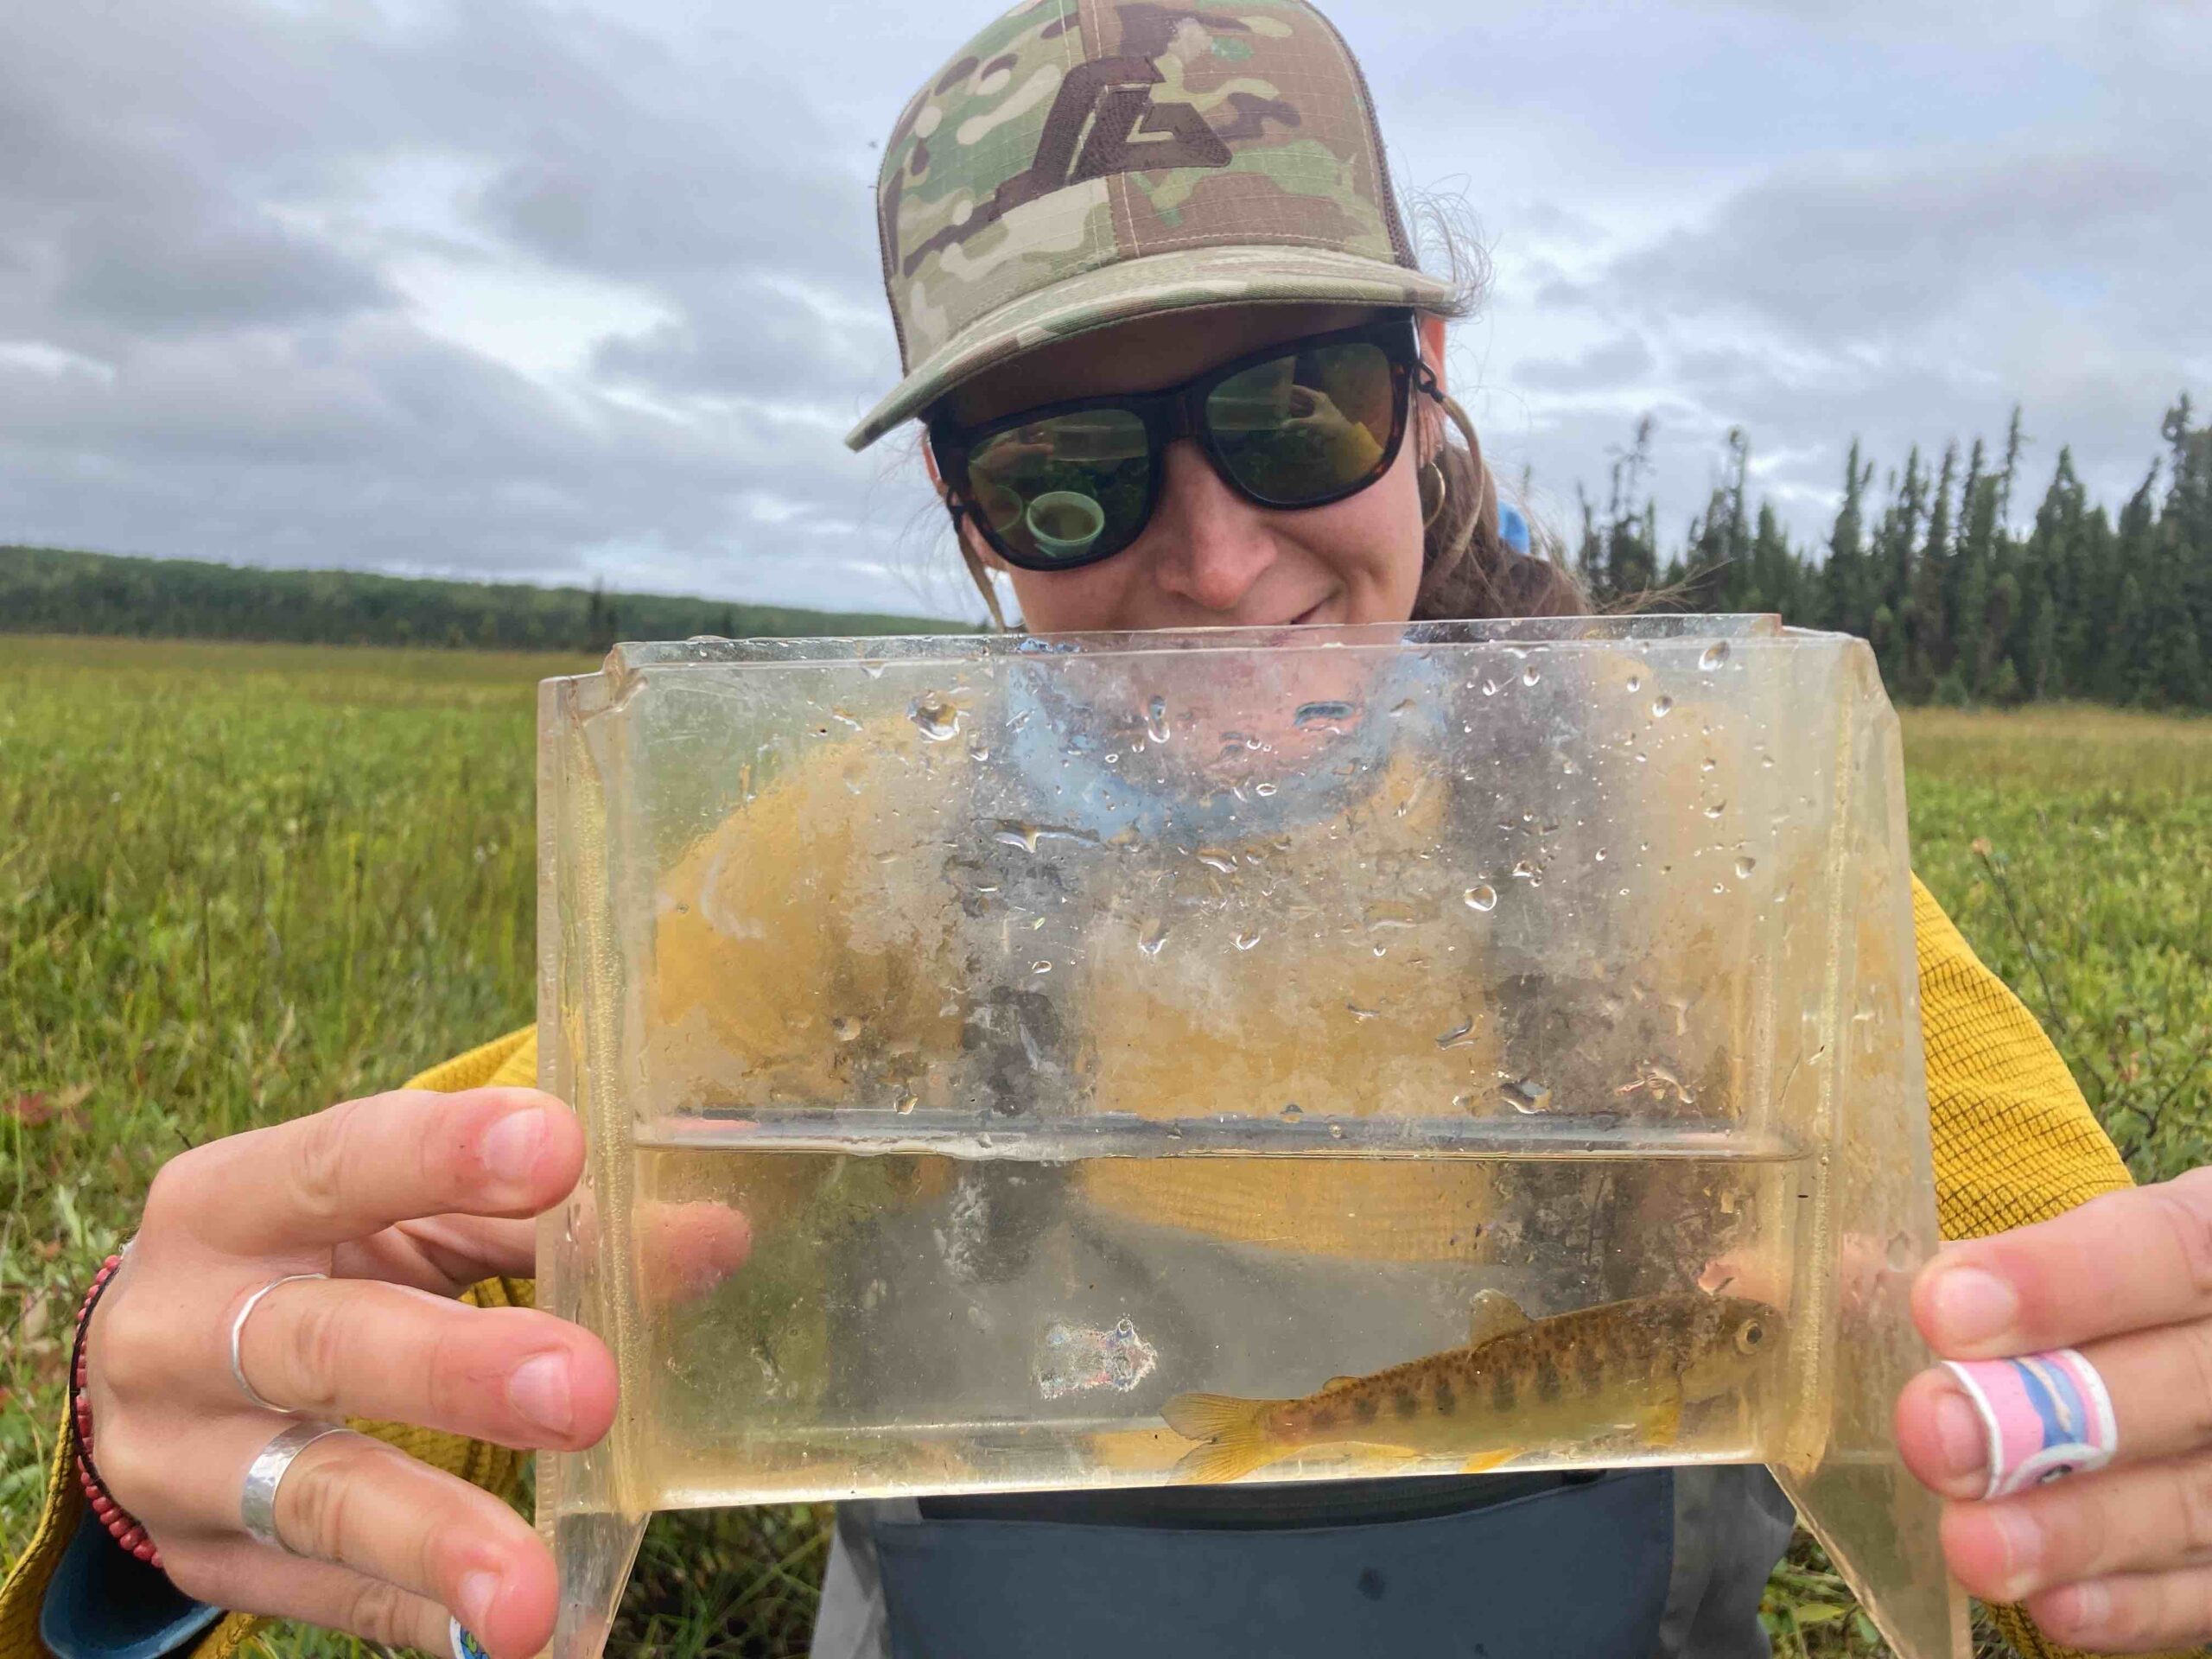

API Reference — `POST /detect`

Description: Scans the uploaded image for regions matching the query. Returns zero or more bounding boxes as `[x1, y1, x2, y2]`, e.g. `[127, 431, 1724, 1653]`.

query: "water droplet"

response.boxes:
[1280, 1102, 1304, 1121]
[1196, 847, 1237, 874]
[1700, 641, 1731, 672]
[1346, 1003, 1378, 1021]
[1735, 855, 1758, 879]
[1453, 1092, 1477, 1113]
[893, 1086, 917, 1115]
[908, 691, 961, 741]
[1480, 677, 1500, 697]
[1626, 674, 1643, 693]
[829, 709, 862, 730]
[1031, 960, 1052, 974]
[995, 822, 1042, 854]
[1255, 781, 1278, 797]
[1364, 901, 1420, 930]
[1327, 1122, 1345, 1140]
[1761, 753, 1776, 769]
[1651, 695, 1674, 719]
[1502, 1078, 1554, 1115]
[1521, 663, 1541, 687]
[1704, 800, 1727, 819]
[1464, 884, 1498, 912]
[1700, 757, 1716, 772]
[832, 1015, 862, 1043]
[1510, 860, 1537, 880]
[1885, 1230, 1916, 1272]
[1436, 1020, 1476, 1050]
[1235, 929, 1262, 950]
[1594, 849, 1607, 862]
[1139, 920, 1168, 958]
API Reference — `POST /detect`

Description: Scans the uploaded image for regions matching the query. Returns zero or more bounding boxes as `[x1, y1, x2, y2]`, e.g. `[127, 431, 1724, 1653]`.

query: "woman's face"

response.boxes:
[939, 302, 1446, 635]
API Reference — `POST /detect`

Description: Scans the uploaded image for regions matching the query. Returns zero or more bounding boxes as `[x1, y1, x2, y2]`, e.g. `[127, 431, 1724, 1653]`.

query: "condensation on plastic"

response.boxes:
[534, 618, 1966, 1659]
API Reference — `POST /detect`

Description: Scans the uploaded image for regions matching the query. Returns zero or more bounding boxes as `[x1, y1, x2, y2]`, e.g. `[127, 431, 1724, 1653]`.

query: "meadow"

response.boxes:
[4, 635, 2207, 1657]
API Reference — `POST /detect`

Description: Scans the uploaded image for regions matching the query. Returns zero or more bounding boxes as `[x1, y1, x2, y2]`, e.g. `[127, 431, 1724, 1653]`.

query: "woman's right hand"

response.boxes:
[81, 1084, 634, 1658]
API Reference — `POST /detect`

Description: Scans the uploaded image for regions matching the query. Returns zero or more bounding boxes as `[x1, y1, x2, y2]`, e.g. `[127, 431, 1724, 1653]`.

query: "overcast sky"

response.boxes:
[2, 0, 2203, 622]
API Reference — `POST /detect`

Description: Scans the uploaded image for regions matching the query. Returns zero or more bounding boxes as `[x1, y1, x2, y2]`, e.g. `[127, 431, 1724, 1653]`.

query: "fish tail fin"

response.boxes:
[1160, 1392, 1288, 1485]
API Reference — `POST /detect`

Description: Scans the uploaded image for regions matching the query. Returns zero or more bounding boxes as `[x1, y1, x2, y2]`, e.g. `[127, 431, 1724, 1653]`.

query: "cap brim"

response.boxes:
[845, 245, 1457, 452]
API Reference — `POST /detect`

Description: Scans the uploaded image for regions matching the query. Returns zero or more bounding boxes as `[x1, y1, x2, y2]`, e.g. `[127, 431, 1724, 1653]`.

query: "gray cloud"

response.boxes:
[0, 0, 2202, 614]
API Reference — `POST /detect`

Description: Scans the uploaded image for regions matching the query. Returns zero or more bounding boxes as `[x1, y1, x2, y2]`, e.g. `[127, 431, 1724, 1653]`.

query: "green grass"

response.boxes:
[4, 640, 2206, 1657]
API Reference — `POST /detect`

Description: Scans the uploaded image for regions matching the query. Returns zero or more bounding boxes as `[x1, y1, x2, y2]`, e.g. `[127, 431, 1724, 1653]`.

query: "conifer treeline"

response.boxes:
[1565, 397, 2211, 708]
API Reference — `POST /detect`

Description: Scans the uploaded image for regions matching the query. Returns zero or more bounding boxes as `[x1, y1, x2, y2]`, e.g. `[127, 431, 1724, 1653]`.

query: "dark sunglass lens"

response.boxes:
[1205, 340, 1398, 505]
[965, 410, 1152, 566]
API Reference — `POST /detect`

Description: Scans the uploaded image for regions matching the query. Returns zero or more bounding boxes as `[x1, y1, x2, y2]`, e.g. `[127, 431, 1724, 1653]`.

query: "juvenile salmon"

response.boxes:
[1160, 1291, 1783, 1483]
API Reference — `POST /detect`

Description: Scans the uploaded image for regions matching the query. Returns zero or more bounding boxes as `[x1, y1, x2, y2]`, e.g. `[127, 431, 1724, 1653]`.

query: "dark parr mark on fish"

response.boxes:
[1310, 1406, 1336, 1430]
[1574, 1347, 1605, 1396]
[1535, 1354, 1563, 1403]
[1353, 1395, 1380, 1424]
[1433, 1379, 1458, 1416]
[1393, 1389, 1420, 1421]
[1490, 1370, 1516, 1413]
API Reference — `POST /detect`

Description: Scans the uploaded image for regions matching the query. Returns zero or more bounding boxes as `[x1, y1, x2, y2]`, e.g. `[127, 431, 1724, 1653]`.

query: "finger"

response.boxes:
[162, 1087, 581, 1256]
[143, 1421, 554, 1656]
[157, 1536, 467, 1658]
[639, 1201, 751, 1305]
[223, 1276, 616, 1450]
[335, 1214, 540, 1294]
[1897, 1319, 2212, 1499]
[1930, 1446, 2212, 1604]
[1913, 1168, 2212, 1358]
[2023, 1564, 2212, 1655]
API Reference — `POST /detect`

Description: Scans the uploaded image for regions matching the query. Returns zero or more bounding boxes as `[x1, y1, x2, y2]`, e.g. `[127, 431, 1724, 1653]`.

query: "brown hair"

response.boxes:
[1402, 189, 1586, 621]
[1412, 391, 1587, 621]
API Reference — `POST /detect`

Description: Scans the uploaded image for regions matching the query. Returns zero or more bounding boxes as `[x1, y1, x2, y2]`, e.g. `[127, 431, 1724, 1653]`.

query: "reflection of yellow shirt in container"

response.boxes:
[0, 707, 2159, 1659]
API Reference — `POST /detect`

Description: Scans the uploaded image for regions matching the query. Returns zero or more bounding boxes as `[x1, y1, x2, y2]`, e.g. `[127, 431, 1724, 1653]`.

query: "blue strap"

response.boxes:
[40, 1509, 222, 1659]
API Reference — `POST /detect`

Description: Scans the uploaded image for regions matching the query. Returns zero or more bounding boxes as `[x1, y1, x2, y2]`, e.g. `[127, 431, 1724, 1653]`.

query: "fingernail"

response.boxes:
[2050, 1580, 2108, 1633]
[508, 1352, 573, 1435]
[481, 1107, 545, 1185]
[1934, 1386, 1987, 1481]
[457, 1565, 501, 1632]
[451, 1613, 493, 1659]
[1991, 1504, 2045, 1597]
[1929, 1266, 2018, 1346]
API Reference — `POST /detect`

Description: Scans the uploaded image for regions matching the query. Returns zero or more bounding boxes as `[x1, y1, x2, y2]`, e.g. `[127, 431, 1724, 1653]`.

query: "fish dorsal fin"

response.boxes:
[1467, 1290, 1533, 1348]
[1320, 1375, 1363, 1393]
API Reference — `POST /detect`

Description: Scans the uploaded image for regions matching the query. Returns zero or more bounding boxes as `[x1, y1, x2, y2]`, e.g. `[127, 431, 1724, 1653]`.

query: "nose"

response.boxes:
[1140, 439, 1281, 616]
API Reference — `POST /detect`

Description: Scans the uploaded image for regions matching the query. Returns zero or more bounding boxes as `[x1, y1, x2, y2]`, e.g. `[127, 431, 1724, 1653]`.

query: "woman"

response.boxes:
[4, 3, 2208, 1657]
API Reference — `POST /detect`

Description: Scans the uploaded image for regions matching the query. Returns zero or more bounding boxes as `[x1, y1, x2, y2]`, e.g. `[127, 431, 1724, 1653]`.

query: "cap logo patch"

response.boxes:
[899, 8, 1247, 278]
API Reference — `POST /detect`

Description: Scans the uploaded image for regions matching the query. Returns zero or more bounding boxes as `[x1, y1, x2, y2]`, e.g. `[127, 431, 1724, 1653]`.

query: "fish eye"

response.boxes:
[1735, 1319, 1766, 1354]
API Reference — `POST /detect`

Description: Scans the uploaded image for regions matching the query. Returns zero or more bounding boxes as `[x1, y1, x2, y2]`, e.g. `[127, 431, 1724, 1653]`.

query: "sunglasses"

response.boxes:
[929, 315, 1432, 575]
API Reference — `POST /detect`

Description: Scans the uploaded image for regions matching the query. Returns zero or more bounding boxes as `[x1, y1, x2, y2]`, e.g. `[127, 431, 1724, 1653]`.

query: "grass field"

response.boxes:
[4, 636, 2208, 1657]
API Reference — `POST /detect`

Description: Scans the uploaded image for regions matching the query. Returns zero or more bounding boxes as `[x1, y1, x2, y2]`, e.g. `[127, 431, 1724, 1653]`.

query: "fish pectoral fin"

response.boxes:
[1467, 1289, 1534, 1348]
[1459, 1448, 1521, 1475]
[1638, 1387, 1685, 1449]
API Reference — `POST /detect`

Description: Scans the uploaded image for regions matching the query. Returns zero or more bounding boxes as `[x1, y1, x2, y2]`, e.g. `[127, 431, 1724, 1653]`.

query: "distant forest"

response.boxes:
[0, 545, 957, 652]
[1564, 394, 2211, 709]
[4, 394, 2208, 706]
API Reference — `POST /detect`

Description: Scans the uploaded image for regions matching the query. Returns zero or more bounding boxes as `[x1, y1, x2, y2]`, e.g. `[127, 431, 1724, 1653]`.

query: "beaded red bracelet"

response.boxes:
[70, 1240, 162, 1569]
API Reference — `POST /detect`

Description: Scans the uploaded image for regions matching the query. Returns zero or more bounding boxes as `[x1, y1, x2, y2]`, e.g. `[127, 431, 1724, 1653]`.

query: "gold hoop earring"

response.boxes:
[1420, 457, 1449, 528]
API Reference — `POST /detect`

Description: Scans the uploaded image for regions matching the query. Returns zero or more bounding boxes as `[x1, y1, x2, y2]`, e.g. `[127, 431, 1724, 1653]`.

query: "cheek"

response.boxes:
[1004, 560, 1128, 634]
[1294, 453, 1426, 617]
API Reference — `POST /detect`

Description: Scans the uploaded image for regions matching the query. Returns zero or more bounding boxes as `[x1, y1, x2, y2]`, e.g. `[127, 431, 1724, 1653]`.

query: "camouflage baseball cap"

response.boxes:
[846, 0, 1454, 452]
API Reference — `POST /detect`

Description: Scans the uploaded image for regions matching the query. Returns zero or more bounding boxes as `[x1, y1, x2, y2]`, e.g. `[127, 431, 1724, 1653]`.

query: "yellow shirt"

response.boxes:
[0, 880, 2152, 1659]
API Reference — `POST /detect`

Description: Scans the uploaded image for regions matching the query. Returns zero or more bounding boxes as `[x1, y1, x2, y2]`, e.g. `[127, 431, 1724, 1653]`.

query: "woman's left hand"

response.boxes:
[1896, 1167, 2212, 1653]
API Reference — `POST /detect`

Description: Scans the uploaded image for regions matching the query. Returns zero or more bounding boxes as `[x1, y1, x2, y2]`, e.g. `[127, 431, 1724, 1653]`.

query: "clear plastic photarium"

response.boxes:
[534, 618, 1967, 1659]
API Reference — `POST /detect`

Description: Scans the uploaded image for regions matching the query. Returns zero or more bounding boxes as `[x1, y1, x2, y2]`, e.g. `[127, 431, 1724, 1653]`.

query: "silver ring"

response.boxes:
[229, 1272, 328, 1414]
[240, 1418, 352, 1552]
